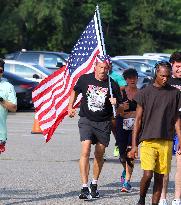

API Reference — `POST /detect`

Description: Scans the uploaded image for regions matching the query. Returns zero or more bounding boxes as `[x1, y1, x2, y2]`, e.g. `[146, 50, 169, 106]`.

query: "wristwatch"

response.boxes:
[0, 97, 4, 102]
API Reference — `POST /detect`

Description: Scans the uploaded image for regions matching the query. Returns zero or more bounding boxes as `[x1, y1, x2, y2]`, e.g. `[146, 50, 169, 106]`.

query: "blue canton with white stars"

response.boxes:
[67, 18, 98, 76]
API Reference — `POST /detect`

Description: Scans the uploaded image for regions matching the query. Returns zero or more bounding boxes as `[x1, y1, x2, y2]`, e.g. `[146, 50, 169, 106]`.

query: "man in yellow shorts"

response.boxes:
[130, 61, 181, 205]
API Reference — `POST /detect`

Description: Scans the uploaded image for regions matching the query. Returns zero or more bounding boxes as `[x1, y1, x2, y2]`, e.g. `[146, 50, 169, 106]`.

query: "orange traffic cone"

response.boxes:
[31, 117, 42, 134]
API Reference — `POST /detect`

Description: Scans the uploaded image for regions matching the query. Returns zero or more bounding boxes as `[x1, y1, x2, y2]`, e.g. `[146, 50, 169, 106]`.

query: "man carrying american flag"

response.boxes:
[68, 54, 122, 200]
[33, 6, 123, 200]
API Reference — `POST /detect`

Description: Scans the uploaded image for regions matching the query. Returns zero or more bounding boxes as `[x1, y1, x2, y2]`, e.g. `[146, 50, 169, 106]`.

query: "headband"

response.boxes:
[96, 55, 112, 66]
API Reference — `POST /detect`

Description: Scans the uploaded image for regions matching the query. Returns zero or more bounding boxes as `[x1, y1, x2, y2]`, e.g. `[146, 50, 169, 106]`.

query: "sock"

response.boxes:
[82, 184, 88, 188]
[92, 179, 98, 184]
[138, 196, 145, 205]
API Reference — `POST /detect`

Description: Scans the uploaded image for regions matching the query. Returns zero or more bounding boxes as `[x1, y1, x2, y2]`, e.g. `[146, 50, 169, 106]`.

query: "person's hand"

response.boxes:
[109, 97, 117, 105]
[129, 146, 138, 159]
[68, 108, 76, 118]
[122, 100, 129, 110]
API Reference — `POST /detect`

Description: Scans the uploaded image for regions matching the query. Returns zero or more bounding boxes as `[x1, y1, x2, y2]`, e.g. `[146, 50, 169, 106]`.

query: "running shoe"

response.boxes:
[172, 199, 181, 205]
[0, 144, 5, 154]
[90, 183, 100, 198]
[79, 187, 92, 200]
[121, 181, 132, 192]
[159, 199, 168, 205]
[120, 169, 126, 183]
[114, 146, 119, 157]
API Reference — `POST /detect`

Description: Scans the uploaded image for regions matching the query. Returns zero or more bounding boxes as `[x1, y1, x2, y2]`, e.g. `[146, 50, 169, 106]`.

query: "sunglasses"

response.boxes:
[0, 70, 4, 73]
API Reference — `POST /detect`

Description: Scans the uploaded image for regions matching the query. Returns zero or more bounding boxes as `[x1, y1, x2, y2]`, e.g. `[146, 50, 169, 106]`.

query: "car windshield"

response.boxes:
[33, 64, 52, 75]
[112, 60, 129, 70]
[126, 59, 159, 67]
[124, 61, 153, 73]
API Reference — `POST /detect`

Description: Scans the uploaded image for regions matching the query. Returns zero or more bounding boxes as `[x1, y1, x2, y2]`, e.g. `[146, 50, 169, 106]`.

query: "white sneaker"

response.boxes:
[172, 199, 181, 205]
[159, 199, 168, 205]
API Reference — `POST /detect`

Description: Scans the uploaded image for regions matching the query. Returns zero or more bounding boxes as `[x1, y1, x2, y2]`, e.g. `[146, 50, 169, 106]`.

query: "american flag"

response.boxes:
[32, 9, 103, 142]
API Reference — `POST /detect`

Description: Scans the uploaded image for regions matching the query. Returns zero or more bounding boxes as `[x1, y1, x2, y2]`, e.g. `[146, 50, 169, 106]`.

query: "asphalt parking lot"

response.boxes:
[0, 111, 177, 205]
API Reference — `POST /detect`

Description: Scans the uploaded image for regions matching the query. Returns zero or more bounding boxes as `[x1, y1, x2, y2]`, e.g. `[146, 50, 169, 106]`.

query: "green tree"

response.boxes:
[0, 0, 181, 57]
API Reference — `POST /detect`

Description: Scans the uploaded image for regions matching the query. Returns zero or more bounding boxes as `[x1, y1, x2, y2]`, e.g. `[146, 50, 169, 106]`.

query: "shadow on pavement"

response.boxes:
[70, 158, 140, 164]
[0, 181, 175, 205]
[1, 189, 79, 205]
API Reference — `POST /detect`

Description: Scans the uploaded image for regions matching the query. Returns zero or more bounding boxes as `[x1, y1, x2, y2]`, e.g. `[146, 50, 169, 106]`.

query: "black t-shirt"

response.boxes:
[134, 84, 181, 142]
[168, 77, 181, 91]
[74, 73, 122, 121]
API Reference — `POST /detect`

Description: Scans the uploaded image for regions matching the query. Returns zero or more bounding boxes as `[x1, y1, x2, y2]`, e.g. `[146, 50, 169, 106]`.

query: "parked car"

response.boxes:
[122, 60, 154, 77]
[2, 71, 38, 109]
[112, 55, 164, 67]
[4, 60, 51, 82]
[111, 59, 152, 89]
[4, 50, 68, 72]
[143, 53, 170, 61]
[111, 59, 129, 70]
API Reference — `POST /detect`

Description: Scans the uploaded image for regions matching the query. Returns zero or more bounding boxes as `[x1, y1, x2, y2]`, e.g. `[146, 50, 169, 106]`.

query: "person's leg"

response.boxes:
[111, 117, 117, 138]
[78, 117, 95, 200]
[116, 116, 128, 181]
[157, 139, 173, 205]
[121, 145, 134, 192]
[125, 162, 133, 181]
[152, 172, 164, 204]
[137, 170, 153, 205]
[174, 153, 181, 200]
[93, 142, 106, 180]
[125, 134, 134, 182]
[138, 140, 159, 204]
[159, 174, 169, 205]
[121, 160, 134, 192]
[79, 140, 92, 185]
[89, 142, 106, 198]
[79, 140, 92, 200]
[112, 117, 119, 157]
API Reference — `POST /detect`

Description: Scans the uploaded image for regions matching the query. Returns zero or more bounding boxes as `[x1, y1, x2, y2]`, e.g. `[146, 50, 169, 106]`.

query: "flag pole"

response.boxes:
[96, 5, 116, 118]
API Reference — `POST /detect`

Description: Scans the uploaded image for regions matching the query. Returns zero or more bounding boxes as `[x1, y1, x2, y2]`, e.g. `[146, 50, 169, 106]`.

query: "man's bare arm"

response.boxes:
[68, 90, 78, 118]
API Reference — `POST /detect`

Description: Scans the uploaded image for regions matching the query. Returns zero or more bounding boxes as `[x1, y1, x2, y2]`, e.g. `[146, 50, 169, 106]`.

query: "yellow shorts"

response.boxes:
[140, 139, 173, 174]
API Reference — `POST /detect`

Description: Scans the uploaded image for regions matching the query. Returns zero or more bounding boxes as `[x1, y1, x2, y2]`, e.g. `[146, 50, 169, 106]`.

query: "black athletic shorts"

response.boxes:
[115, 115, 132, 157]
[78, 116, 112, 147]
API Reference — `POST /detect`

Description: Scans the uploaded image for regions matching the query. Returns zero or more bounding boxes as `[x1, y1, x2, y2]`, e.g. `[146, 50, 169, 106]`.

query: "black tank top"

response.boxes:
[122, 89, 137, 112]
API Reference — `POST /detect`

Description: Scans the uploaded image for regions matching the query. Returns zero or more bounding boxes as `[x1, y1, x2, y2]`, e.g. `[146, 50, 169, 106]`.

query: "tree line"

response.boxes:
[0, 0, 181, 57]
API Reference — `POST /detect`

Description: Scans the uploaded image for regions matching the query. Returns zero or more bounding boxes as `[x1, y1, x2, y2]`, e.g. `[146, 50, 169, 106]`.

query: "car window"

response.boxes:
[43, 54, 64, 69]
[17, 53, 39, 64]
[14, 64, 43, 79]
[4, 63, 11, 72]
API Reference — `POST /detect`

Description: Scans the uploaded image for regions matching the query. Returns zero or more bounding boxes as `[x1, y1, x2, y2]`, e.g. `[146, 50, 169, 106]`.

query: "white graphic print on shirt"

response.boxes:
[86, 85, 108, 112]
[172, 84, 181, 91]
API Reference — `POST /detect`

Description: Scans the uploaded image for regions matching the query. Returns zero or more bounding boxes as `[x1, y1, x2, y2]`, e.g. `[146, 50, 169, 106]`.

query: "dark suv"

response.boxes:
[5, 50, 69, 72]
